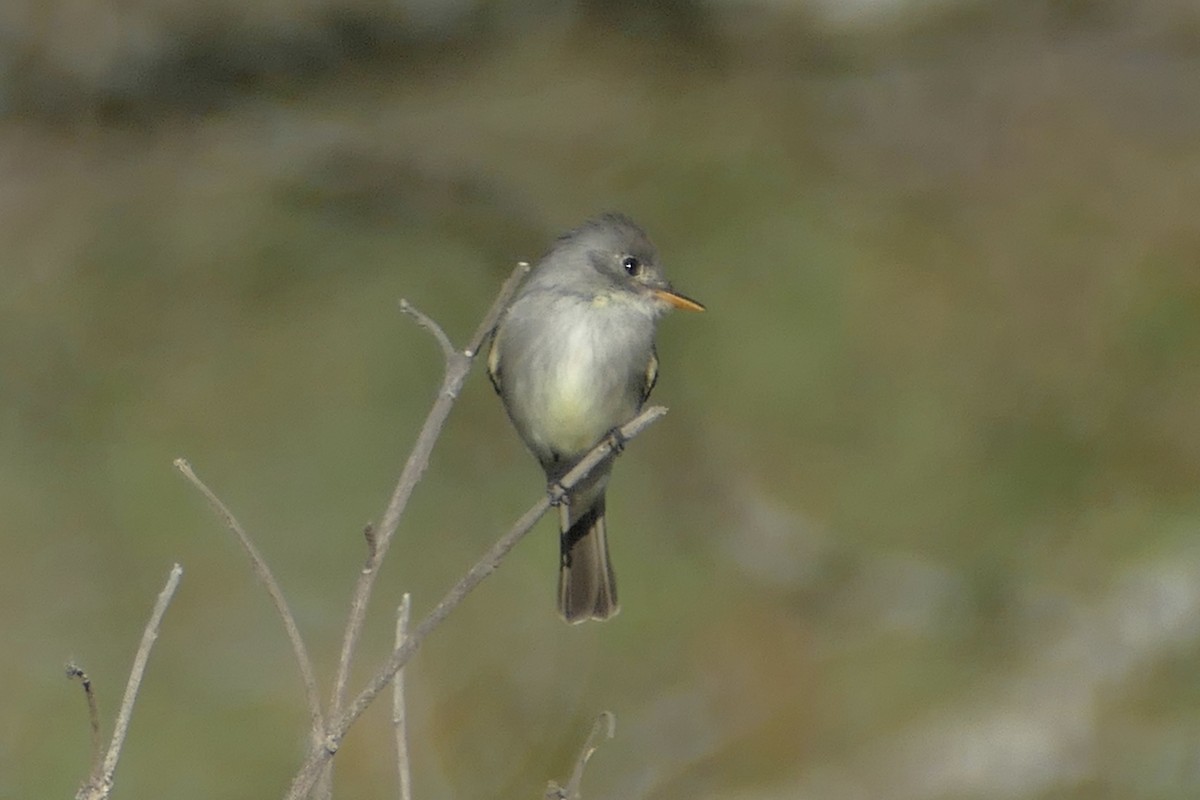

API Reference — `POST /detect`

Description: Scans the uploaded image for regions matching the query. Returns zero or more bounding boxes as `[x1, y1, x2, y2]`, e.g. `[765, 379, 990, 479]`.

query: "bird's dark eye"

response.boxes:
[622, 256, 641, 276]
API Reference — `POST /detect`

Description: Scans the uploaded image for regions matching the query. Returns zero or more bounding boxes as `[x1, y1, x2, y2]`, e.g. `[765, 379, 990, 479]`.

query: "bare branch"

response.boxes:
[399, 299, 455, 365]
[392, 593, 413, 800]
[465, 261, 530, 358]
[286, 405, 668, 799]
[329, 261, 530, 724]
[103, 565, 182, 783]
[76, 564, 183, 800]
[66, 662, 103, 786]
[546, 712, 616, 799]
[363, 522, 377, 563]
[173, 459, 325, 737]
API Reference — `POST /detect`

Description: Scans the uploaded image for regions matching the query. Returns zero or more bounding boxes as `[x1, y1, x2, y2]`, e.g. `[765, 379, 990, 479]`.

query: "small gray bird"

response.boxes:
[487, 213, 704, 623]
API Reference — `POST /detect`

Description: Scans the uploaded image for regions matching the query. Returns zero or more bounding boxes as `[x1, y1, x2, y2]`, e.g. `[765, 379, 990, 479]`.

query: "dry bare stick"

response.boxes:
[307, 264, 527, 799]
[76, 564, 183, 800]
[173, 459, 325, 741]
[328, 261, 530, 724]
[546, 711, 617, 800]
[392, 593, 413, 800]
[285, 405, 669, 800]
[65, 662, 103, 787]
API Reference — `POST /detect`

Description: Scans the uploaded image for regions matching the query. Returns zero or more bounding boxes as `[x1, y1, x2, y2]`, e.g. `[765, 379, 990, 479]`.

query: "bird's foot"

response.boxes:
[605, 425, 628, 453]
[547, 480, 570, 507]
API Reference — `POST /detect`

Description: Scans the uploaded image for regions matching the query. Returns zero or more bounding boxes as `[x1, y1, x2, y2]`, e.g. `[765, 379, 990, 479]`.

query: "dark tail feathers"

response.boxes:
[557, 495, 618, 623]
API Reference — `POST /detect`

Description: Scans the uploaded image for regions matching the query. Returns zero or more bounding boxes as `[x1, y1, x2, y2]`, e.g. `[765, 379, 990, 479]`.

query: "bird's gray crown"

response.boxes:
[554, 212, 655, 255]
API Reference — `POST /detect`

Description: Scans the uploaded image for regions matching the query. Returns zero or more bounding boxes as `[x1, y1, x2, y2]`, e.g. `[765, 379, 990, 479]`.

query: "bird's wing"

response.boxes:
[486, 327, 503, 395]
[640, 346, 659, 405]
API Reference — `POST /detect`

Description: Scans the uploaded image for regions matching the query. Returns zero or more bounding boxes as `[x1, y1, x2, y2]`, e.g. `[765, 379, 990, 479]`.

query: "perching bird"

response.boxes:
[487, 213, 704, 622]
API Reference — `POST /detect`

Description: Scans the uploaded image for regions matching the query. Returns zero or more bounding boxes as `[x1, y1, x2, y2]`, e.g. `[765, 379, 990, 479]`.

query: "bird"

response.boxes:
[487, 213, 704, 622]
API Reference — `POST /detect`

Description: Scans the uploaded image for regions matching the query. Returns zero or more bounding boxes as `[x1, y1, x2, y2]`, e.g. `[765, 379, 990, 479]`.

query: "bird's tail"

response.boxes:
[558, 493, 618, 623]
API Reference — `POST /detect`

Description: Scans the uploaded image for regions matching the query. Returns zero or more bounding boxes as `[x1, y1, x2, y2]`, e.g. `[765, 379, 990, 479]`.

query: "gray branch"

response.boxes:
[546, 712, 616, 799]
[174, 459, 326, 739]
[284, 406, 668, 800]
[392, 593, 413, 800]
[65, 662, 102, 787]
[75, 564, 183, 800]
[328, 261, 531, 729]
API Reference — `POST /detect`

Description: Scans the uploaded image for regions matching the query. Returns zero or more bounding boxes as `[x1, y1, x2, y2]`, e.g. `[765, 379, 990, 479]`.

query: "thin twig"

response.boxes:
[66, 662, 103, 786]
[392, 594, 413, 800]
[173, 459, 325, 739]
[103, 565, 183, 782]
[461, 263, 531, 360]
[546, 712, 616, 799]
[285, 405, 667, 800]
[328, 262, 529, 724]
[76, 564, 183, 800]
[399, 299, 455, 363]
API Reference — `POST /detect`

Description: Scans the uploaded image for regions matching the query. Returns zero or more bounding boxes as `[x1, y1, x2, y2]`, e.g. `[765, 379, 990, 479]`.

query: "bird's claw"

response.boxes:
[606, 426, 628, 453]
[547, 481, 570, 507]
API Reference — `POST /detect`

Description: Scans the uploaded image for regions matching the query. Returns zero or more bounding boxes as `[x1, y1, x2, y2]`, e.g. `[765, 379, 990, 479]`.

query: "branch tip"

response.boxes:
[177, 461, 323, 736]
[398, 298, 455, 362]
[67, 661, 103, 786]
[549, 711, 617, 800]
[464, 260, 531, 357]
[77, 563, 184, 800]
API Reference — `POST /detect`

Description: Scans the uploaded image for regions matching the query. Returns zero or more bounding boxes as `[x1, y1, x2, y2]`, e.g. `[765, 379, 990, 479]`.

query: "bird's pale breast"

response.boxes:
[510, 294, 652, 461]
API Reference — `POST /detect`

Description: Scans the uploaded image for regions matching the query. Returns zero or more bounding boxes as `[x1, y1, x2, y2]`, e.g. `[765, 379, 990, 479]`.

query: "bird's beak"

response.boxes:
[654, 288, 706, 312]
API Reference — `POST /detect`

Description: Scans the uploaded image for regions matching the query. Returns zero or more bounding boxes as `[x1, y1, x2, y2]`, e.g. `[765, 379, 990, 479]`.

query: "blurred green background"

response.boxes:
[4, 0, 1200, 797]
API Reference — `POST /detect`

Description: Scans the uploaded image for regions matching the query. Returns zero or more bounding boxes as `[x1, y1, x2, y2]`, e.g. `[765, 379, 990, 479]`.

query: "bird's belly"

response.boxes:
[538, 361, 621, 455]
[527, 329, 640, 458]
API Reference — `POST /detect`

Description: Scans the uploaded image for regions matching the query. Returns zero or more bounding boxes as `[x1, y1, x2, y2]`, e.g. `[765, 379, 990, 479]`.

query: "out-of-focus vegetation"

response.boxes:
[4, 0, 1200, 797]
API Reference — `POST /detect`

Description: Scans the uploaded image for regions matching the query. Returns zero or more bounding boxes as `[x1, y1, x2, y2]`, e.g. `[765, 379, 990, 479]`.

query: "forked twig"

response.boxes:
[285, 406, 667, 799]
[328, 262, 530, 724]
